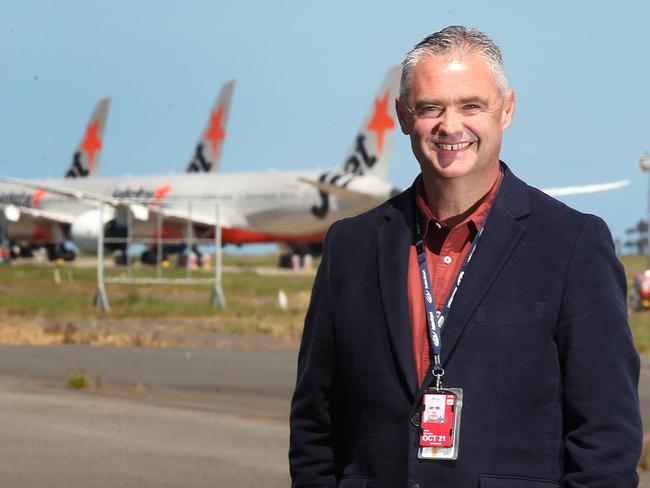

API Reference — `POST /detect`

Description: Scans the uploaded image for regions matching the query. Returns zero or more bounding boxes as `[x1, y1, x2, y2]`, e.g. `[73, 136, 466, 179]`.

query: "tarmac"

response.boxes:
[0, 344, 647, 486]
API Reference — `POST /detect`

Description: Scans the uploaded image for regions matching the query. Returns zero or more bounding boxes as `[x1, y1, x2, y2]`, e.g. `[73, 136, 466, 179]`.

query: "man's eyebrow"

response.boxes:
[412, 96, 489, 106]
[458, 96, 488, 105]
[412, 98, 442, 106]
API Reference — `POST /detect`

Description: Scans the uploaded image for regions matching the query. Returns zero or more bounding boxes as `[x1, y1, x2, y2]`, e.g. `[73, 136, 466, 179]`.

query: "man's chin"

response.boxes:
[435, 151, 473, 170]
[434, 159, 475, 179]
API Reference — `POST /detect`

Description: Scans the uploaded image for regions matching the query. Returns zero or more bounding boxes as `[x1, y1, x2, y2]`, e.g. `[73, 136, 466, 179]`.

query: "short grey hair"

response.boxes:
[400, 26, 509, 101]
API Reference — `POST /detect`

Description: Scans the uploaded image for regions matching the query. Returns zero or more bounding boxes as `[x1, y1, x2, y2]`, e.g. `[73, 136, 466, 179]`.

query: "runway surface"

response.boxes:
[0, 344, 647, 486]
[0, 344, 295, 487]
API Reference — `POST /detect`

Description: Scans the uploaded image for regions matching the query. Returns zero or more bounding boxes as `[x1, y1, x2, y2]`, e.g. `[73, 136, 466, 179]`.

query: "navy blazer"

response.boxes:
[290, 165, 642, 488]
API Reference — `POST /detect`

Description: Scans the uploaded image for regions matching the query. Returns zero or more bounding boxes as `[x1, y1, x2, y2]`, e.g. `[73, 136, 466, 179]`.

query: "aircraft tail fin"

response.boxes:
[339, 65, 401, 180]
[186, 80, 235, 173]
[64, 97, 111, 178]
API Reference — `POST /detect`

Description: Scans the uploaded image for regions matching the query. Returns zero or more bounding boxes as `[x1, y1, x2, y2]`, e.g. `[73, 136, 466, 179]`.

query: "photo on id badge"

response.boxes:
[418, 389, 463, 460]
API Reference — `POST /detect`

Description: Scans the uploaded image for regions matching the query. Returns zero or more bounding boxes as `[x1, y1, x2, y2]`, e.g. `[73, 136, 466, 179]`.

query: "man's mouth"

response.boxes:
[434, 142, 473, 151]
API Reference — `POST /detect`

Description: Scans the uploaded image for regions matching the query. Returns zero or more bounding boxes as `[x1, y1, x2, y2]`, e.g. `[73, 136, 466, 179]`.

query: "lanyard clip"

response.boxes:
[432, 366, 444, 391]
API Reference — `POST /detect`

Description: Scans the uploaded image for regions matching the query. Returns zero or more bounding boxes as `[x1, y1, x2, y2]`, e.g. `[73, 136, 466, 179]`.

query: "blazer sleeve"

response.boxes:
[289, 225, 338, 488]
[557, 215, 642, 487]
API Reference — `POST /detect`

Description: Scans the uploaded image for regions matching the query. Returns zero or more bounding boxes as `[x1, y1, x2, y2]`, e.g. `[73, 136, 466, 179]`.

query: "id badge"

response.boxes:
[417, 387, 463, 460]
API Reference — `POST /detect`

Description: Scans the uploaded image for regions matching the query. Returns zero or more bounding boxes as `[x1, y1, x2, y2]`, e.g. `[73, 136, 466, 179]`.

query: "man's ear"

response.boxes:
[395, 96, 411, 135]
[501, 90, 516, 131]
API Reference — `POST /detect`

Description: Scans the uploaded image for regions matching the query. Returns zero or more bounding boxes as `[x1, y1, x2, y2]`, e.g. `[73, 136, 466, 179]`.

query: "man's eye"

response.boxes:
[416, 105, 442, 117]
[462, 104, 481, 113]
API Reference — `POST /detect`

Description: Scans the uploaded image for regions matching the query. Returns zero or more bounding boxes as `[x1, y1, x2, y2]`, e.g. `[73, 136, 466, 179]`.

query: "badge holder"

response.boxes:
[417, 376, 463, 460]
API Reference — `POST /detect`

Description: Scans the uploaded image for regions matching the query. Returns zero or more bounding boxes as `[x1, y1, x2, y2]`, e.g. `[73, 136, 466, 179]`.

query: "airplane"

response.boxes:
[0, 96, 110, 260]
[0, 65, 403, 266]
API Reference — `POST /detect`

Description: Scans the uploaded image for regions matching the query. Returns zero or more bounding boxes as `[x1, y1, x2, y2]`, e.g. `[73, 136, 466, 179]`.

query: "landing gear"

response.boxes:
[141, 249, 169, 266]
[176, 245, 206, 268]
[6, 244, 34, 260]
[46, 243, 75, 262]
[18, 246, 34, 258]
[278, 242, 322, 269]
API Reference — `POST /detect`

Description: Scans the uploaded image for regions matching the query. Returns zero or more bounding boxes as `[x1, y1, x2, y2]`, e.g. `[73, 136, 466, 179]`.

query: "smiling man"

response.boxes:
[290, 26, 641, 487]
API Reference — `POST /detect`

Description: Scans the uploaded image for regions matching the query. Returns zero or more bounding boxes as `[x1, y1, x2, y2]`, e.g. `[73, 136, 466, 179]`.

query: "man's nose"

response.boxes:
[437, 109, 463, 137]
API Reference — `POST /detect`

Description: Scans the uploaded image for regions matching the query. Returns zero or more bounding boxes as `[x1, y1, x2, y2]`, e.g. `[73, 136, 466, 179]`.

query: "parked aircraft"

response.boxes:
[0, 80, 235, 261]
[0, 96, 110, 260]
[0, 66, 402, 264]
[0, 67, 631, 266]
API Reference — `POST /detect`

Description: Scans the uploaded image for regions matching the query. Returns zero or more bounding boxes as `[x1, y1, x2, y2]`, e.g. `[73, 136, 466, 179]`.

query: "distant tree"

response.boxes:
[624, 220, 648, 255]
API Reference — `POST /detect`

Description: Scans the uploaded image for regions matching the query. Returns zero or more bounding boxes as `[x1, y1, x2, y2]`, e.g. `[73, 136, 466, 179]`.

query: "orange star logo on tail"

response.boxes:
[366, 91, 395, 155]
[204, 107, 225, 159]
[81, 120, 102, 171]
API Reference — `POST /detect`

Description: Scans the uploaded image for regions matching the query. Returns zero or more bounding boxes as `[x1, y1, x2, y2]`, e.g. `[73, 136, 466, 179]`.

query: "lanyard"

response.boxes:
[414, 173, 502, 388]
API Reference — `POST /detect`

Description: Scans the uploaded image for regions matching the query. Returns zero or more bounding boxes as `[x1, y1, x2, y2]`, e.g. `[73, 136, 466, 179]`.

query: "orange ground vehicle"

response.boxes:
[631, 270, 650, 311]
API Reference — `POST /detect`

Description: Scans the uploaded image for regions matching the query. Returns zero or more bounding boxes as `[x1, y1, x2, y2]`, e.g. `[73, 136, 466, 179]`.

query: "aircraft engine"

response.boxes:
[70, 207, 116, 254]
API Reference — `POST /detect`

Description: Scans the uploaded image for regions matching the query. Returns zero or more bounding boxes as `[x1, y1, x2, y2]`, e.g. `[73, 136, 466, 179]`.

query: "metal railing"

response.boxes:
[94, 199, 225, 312]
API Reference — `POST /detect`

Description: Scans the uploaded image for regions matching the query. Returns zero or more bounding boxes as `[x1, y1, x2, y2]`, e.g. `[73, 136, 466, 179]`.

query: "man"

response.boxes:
[290, 26, 641, 487]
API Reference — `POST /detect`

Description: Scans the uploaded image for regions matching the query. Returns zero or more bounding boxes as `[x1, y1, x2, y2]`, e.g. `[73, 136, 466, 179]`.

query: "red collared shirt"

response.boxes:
[408, 175, 500, 387]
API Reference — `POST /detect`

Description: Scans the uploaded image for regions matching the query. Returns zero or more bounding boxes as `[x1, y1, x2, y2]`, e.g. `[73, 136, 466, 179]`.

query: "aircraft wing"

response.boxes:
[143, 204, 248, 229]
[0, 175, 246, 229]
[300, 176, 632, 200]
[298, 177, 373, 203]
[0, 202, 76, 225]
[0, 175, 119, 206]
[541, 179, 630, 197]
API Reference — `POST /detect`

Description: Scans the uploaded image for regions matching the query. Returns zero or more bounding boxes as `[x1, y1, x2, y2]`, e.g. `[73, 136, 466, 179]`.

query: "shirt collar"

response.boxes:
[414, 172, 501, 236]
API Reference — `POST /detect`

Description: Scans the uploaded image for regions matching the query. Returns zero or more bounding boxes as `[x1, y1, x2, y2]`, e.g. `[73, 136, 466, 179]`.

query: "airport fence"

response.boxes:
[94, 198, 225, 312]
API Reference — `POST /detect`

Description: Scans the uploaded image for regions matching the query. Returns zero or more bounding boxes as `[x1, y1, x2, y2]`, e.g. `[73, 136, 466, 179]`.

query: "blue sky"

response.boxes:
[1, 0, 648, 249]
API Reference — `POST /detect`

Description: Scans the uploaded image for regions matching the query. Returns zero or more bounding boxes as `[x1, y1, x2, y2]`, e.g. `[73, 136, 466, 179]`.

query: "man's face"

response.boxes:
[396, 52, 515, 182]
[426, 397, 445, 420]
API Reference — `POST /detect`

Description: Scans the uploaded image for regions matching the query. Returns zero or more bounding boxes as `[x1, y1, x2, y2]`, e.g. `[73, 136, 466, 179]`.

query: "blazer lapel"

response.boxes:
[377, 190, 418, 399]
[434, 167, 531, 375]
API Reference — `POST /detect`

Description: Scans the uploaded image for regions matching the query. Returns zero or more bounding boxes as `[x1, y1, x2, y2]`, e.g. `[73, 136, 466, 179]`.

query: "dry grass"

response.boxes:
[4, 255, 650, 353]
[0, 262, 315, 348]
[0, 319, 186, 347]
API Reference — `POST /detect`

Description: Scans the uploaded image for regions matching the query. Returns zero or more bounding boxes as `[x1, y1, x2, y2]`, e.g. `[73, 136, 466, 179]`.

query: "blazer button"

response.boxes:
[410, 413, 421, 427]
